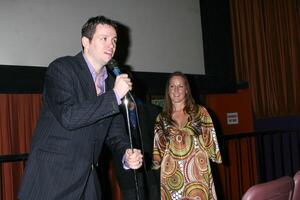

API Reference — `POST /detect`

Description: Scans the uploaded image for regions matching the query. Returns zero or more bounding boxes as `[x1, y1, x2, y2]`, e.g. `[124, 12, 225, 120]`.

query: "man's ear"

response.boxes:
[81, 37, 89, 49]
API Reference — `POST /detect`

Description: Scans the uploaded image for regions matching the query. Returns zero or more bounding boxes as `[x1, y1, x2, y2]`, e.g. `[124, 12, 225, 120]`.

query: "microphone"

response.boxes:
[106, 59, 134, 100]
[106, 58, 122, 76]
[107, 59, 142, 200]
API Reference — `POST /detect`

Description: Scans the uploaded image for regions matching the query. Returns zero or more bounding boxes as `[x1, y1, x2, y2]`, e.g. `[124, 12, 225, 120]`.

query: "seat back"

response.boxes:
[242, 176, 294, 200]
[292, 170, 300, 200]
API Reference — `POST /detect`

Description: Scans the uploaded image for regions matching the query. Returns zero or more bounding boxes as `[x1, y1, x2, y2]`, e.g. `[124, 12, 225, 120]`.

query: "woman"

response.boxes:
[152, 72, 222, 200]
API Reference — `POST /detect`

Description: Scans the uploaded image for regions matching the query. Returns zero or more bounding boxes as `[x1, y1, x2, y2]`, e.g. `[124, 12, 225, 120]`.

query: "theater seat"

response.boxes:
[292, 170, 300, 200]
[242, 176, 294, 200]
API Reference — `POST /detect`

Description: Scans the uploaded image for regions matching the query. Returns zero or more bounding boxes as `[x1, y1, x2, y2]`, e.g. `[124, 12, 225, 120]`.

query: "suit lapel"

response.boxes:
[75, 53, 97, 98]
[105, 73, 115, 91]
[74, 52, 116, 98]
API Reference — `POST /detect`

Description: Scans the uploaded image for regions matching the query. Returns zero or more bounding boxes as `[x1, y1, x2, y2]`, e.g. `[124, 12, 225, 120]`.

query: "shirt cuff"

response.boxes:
[113, 90, 122, 105]
[122, 154, 130, 170]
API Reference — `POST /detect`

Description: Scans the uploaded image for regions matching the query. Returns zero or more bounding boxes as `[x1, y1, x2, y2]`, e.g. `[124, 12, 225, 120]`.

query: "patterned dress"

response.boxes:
[152, 105, 222, 200]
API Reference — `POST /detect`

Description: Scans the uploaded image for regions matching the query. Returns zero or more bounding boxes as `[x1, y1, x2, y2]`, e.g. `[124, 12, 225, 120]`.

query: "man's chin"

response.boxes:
[106, 54, 113, 61]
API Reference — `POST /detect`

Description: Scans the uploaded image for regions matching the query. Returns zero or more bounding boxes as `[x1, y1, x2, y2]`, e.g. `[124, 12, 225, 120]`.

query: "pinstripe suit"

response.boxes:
[18, 52, 130, 200]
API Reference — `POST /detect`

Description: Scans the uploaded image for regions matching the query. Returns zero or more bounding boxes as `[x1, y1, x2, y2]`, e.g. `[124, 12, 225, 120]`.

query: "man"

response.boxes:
[18, 16, 143, 200]
[111, 98, 161, 200]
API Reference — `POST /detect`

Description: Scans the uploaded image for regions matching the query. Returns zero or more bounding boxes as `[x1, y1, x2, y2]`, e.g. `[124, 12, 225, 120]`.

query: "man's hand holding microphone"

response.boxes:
[108, 59, 143, 170]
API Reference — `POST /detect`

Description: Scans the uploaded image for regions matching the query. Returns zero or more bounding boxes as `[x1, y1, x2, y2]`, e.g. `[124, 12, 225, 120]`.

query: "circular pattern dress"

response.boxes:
[152, 105, 222, 200]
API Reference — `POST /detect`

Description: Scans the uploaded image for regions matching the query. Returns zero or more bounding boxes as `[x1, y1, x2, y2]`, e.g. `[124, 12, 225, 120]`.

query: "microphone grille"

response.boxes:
[107, 59, 119, 70]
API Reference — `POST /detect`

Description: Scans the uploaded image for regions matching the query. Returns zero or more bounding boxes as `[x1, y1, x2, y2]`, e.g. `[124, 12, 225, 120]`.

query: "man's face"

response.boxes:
[82, 24, 117, 69]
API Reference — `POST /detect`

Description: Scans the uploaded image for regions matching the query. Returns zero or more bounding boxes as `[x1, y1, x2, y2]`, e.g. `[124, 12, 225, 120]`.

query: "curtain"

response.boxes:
[229, 0, 300, 118]
[0, 94, 42, 200]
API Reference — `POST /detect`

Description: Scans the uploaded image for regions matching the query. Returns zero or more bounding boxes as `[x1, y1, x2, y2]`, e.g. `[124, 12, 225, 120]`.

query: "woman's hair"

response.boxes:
[162, 71, 196, 122]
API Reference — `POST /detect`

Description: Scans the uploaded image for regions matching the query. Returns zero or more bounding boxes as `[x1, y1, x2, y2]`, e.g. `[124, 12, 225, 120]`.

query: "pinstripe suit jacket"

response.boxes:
[18, 52, 129, 200]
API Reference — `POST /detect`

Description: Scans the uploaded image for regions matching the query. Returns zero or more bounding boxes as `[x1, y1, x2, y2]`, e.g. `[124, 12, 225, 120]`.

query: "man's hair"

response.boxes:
[81, 15, 118, 40]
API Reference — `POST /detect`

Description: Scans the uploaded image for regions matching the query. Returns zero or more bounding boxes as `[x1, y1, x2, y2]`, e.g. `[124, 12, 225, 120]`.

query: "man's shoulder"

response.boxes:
[46, 53, 85, 72]
[138, 102, 161, 118]
[50, 52, 82, 66]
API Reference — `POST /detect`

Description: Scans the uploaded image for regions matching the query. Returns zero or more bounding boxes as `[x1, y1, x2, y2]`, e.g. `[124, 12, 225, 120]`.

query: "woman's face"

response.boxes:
[168, 75, 187, 104]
